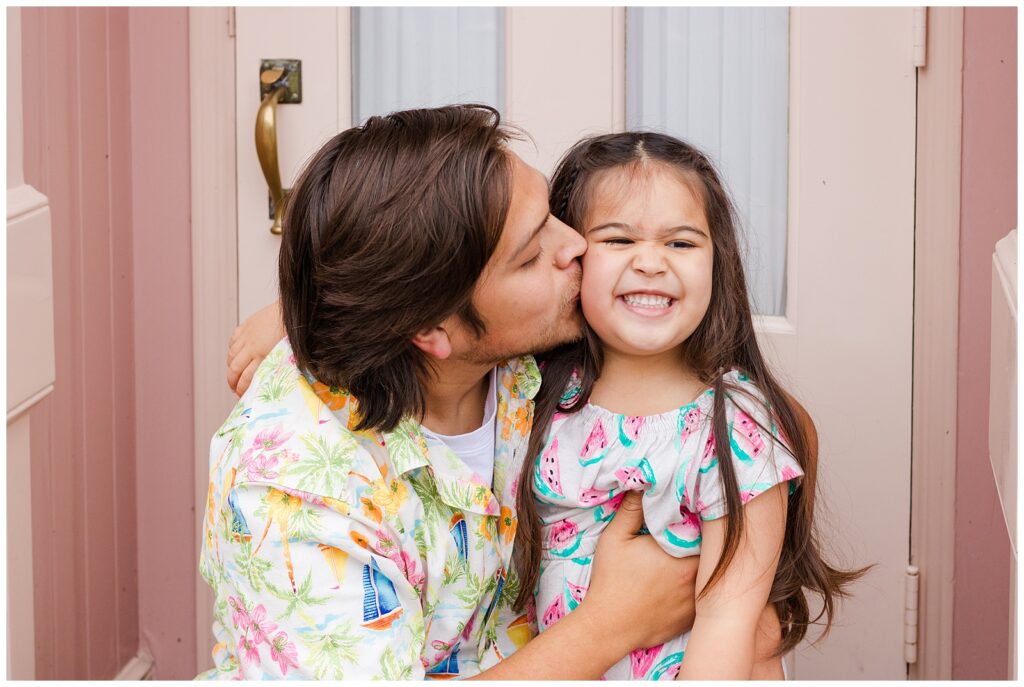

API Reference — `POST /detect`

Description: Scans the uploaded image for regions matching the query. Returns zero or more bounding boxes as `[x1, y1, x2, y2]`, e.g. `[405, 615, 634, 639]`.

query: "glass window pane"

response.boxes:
[353, 8, 504, 124]
[627, 8, 789, 316]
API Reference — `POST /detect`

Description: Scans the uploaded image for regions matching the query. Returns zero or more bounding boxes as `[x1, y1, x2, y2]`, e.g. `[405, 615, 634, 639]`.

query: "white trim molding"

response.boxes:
[909, 7, 963, 680]
[6, 196, 55, 414]
[114, 652, 155, 680]
[7, 384, 55, 424]
[989, 229, 1017, 679]
[189, 6, 240, 675]
[7, 183, 48, 218]
[6, 7, 53, 680]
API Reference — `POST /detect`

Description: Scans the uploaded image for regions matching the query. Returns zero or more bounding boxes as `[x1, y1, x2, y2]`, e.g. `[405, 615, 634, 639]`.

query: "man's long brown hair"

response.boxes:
[279, 105, 514, 432]
[512, 132, 868, 654]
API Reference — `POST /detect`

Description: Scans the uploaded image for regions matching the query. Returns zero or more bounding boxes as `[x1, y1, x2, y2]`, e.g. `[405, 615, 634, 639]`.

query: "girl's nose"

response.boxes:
[631, 244, 667, 275]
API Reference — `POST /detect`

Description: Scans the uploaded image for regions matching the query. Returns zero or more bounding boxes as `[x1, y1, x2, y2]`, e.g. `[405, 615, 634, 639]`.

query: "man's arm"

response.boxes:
[475, 599, 641, 680]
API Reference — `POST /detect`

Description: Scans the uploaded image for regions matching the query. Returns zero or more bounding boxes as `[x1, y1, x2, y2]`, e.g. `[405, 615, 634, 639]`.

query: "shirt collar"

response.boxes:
[375, 418, 495, 515]
[307, 356, 539, 516]
[503, 355, 541, 401]
[382, 357, 539, 516]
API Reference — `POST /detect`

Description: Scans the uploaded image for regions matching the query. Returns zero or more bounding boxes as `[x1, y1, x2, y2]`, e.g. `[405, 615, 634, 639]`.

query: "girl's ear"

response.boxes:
[411, 326, 453, 360]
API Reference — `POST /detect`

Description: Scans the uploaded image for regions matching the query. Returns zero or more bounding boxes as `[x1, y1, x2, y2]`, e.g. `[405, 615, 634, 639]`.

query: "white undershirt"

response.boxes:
[420, 368, 497, 487]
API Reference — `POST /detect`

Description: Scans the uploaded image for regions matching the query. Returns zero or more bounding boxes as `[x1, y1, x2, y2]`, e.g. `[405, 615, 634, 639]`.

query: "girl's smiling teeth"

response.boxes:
[620, 292, 675, 310]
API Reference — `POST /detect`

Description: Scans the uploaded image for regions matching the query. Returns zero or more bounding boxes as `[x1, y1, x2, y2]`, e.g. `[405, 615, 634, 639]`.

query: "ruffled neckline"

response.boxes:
[577, 385, 715, 426]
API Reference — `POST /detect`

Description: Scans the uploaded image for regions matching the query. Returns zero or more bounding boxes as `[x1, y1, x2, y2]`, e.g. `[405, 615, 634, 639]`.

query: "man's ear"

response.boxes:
[410, 325, 453, 360]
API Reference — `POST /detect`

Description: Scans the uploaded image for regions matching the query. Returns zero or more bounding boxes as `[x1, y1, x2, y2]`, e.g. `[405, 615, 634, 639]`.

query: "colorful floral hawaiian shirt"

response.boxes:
[197, 339, 540, 679]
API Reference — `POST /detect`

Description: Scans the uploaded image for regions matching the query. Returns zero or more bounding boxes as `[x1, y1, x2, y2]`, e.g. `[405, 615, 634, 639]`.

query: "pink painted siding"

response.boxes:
[20, 7, 196, 679]
[109, 9, 141, 675]
[952, 7, 1017, 680]
[22, 7, 139, 679]
[128, 7, 197, 679]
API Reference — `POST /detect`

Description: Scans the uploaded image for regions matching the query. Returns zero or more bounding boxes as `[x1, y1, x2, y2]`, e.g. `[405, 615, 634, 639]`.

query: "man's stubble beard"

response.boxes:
[458, 282, 585, 366]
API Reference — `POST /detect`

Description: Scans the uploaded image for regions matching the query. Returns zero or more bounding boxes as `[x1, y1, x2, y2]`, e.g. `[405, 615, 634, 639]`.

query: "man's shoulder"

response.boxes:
[211, 339, 385, 503]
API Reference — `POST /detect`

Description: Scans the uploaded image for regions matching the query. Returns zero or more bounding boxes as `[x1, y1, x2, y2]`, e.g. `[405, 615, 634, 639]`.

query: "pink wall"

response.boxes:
[128, 7, 197, 678]
[20, 7, 196, 679]
[952, 7, 1017, 680]
[22, 8, 139, 678]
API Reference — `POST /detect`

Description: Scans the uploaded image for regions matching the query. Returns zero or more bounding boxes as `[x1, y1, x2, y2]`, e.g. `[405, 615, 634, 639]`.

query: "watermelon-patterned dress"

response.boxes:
[532, 369, 804, 680]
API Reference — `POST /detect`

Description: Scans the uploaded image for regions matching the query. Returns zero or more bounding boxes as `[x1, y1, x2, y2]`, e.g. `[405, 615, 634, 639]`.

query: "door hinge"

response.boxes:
[227, 7, 236, 38]
[913, 7, 927, 68]
[904, 565, 920, 664]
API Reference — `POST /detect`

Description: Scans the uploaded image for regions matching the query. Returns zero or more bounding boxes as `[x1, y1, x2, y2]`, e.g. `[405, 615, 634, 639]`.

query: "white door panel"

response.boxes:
[766, 9, 915, 678]
[235, 7, 346, 321]
[504, 8, 624, 175]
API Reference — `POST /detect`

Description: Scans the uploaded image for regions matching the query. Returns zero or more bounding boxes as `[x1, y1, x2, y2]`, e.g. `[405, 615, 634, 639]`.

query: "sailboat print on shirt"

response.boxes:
[426, 643, 461, 679]
[361, 557, 403, 630]
[450, 513, 469, 560]
[227, 490, 252, 543]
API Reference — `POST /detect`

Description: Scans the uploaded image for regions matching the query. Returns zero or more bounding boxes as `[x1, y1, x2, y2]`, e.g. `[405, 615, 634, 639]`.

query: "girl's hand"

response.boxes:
[582, 491, 700, 651]
[227, 300, 286, 396]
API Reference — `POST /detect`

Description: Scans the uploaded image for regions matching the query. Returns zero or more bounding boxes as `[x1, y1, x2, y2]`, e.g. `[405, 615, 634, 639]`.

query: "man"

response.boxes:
[203, 105, 774, 679]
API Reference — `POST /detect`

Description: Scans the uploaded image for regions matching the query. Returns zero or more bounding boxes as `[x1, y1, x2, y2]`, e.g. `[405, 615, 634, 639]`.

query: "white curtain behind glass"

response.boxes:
[353, 8, 504, 124]
[626, 8, 789, 316]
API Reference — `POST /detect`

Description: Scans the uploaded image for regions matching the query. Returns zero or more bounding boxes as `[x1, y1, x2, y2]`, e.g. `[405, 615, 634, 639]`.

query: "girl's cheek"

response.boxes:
[579, 270, 605, 315]
[581, 244, 615, 276]
[580, 244, 598, 269]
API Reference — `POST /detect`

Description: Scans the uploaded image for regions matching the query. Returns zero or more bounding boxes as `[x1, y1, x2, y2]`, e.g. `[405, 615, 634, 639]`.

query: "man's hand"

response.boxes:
[227, 300, 286, 396]
[583, 491, 700, 651]
[474, 493, 698, 681]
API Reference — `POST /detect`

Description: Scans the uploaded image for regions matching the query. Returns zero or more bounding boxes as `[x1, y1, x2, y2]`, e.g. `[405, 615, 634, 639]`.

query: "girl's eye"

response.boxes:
[668, 241, 695, 249]
[605, 238, 633, 245]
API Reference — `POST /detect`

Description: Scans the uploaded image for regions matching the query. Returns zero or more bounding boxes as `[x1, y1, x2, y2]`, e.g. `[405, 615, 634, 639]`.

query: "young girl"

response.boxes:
[225, 131, 864, 680]
[511, 131, 864, 680]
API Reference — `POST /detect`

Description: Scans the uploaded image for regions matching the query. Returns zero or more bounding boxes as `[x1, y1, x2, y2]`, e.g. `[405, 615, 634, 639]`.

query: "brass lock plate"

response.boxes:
[259, 59, 302, 103]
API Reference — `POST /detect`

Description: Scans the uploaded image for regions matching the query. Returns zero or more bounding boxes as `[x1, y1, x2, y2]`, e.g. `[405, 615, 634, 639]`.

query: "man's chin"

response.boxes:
[529, 328, 584, 357]
[460, 324, 583, 366]
[515, 319, 585, 359]
[456, 305, 585, 365]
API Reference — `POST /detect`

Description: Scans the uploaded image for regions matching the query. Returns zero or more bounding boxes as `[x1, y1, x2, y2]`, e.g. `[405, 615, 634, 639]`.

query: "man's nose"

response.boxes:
[552, 218, 587, 268]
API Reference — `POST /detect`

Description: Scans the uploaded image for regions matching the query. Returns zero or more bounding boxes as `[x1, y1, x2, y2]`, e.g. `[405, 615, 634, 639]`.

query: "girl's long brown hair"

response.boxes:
[512, 132, 869, 653]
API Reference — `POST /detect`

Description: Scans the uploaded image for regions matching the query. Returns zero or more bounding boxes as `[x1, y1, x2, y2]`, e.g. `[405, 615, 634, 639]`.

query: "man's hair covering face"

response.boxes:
[278, 104, 515, 432]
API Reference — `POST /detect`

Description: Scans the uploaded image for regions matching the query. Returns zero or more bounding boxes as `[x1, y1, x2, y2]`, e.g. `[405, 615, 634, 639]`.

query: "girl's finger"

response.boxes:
[227, 351, 252, 392]
[235, 359, 259, 397]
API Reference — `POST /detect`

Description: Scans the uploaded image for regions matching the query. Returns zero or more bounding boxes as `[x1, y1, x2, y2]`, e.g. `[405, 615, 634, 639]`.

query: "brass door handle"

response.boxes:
[255, 60, 301, 235]
[255, 79, 288, 236]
